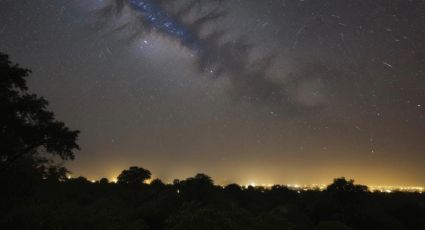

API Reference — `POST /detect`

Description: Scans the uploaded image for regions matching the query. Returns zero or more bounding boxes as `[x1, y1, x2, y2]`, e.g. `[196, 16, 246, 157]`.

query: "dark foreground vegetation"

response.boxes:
[2, 171, 425, 230]
[1, 53, 425, 230]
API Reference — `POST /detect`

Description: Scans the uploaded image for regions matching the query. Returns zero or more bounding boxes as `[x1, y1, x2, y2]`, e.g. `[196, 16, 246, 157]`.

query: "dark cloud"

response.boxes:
[94, 0, 331, 115]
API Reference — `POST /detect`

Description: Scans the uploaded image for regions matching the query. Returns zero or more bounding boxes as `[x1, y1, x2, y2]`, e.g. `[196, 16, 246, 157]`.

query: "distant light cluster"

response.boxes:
[368, 186, 424, 194]
[240, 183, 327, 191]
[243, 183, 424, 193]
[69, 174, 424, 193]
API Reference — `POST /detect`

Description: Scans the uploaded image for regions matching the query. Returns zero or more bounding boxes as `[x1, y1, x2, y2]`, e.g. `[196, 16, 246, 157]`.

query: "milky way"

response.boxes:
[128, 0, 200, 50]
[1, 0, 425, 186]
[98, 0, 301, 111]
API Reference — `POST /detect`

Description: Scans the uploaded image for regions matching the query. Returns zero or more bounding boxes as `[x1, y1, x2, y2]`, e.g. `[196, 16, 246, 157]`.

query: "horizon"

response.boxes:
[68, 170, 425, 189]
[65, 172, 425, 194]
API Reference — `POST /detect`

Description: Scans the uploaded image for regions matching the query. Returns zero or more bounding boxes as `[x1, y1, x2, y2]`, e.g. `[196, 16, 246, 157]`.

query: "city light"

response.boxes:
[228, 183, 424, 193]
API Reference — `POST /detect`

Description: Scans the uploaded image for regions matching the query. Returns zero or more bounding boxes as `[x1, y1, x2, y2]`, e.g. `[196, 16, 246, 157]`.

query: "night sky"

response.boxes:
[1, 0, 424, 186]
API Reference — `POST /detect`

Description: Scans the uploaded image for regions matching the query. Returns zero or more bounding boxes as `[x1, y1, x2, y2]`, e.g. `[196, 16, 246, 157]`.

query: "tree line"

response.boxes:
[3, 164, 425, 230]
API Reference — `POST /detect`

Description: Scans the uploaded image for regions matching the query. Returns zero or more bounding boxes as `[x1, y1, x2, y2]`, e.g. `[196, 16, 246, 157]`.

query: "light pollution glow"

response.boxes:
[2, 0, 425, 188]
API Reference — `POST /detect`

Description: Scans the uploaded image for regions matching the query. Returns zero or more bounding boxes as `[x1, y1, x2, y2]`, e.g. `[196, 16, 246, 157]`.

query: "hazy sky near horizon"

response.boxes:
[1, 0, 425, 186]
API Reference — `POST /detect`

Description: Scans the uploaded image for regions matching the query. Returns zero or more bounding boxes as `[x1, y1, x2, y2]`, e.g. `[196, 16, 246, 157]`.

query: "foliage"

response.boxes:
[99, 178, 110, 184]
[117, 166, 152, 185]
[2, 171, 425, 230]
[326, 177, 368, 193]
[0, 52, 79, 181]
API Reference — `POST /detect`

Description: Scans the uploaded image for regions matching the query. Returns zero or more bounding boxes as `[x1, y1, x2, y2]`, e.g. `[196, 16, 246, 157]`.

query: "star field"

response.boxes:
[0, 0, 424, 186]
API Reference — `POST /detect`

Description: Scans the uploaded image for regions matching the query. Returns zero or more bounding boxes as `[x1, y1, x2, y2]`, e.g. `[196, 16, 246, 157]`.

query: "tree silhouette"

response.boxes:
[150, 178, 165, 187]
[67, 176, 90, 184]
[99, 177, 109, 184]
[117, 166, 151, 185]
[224, 183, 242, 193]
[0, 52, 79, 179]
[44, 165, 69, 182]
[188, 173, 214, 186]
[178, 173, 216, 202]
[326, 177, 368, 193]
